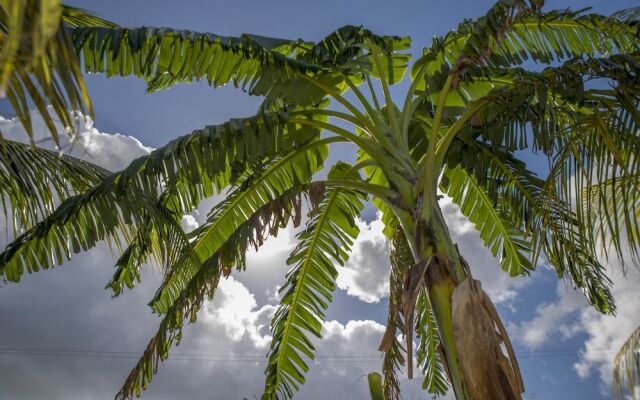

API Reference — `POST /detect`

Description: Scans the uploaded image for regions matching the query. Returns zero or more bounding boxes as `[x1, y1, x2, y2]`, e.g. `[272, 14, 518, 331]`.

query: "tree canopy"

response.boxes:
[1, 1, 639, 399]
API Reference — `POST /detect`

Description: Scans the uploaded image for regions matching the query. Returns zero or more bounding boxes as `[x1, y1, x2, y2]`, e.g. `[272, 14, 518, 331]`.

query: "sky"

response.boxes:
[1, 1, 639, 399]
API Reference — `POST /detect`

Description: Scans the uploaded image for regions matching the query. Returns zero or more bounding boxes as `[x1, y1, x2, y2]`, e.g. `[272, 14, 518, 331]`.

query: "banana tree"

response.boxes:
[1, 1, 640, 399]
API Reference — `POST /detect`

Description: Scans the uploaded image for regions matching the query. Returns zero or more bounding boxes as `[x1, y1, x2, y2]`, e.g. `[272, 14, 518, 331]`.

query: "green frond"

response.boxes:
[440, 53, 640, 312]
[416, 289, 449, 396]
[570, 97, 640, 265]
[61, 5, 117, 28]
[107, 195, 198, 297]
[441, 166, 533, 277]
[107, 218, 155, 295]
[457, 140, 618, 312]
[413, 1, 639, 104]
[263, 163, 365, 400]
[0, 183, 153, 282]
[0, 139, 109, 233]
[150, 140, 330, 314]
[610, 6, 640, 24]
[484, 146, 617, 312]
[293, 25, 411, 85]
[70, 26, 308, 94]
[427, 50, 640, 312]
[443, 138, 618, 312]
[614, 326, 640, 399]
[541, 119, 636, 311]
[0, 109, 325, 282]
[379, 229, 411, 400]
[69, 24, 409, 107]
[472, 52, 640, 152]
[581, 175, 640, 264]
[445, 141, 541, 228]
[540, 197, 616, 314]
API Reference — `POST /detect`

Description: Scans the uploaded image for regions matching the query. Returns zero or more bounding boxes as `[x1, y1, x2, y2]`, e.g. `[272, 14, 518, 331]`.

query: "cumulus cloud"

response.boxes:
[234, 222, 299, 303]
[202, 276, 275, 346]
[337, 217, 390, 303]
[512, 264, 640, 390]
[511, 281, 588, 349]
[0, 108, 152, 171]
[181, 214, 200, 233]
[573, 268, 640, 386]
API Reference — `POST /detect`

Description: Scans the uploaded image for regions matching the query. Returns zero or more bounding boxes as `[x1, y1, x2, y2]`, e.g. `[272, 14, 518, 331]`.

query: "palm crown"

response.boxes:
[1, 1, 639, 399]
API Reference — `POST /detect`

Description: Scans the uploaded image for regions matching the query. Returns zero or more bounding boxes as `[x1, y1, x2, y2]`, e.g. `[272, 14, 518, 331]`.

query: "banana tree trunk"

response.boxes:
[413, 203, 524, 400]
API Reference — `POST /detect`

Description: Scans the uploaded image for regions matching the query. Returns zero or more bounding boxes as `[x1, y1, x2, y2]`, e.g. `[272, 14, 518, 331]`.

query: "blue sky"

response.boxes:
[0, 1, 639, 399]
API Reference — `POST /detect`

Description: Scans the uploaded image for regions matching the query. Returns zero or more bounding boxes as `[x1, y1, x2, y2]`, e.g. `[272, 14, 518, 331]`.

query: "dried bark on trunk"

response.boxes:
[451, 278, 524, 400]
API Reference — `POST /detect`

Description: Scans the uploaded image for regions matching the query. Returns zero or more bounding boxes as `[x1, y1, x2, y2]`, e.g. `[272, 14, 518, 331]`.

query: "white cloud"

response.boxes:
[0, 108, 152, 171]
[337, 217, 390, 303]
[181, 214, 199, 233]
[201, 276, 274, 347]
[236, 222, 298, 301]
[511, 262, 640, 390]
[573, 268, 640, 386]
[72, 128, 152, 171]
[511, 281, 587, 349]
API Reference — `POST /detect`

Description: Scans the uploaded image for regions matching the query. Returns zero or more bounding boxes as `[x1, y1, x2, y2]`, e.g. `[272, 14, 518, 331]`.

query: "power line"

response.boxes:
[0, 346, 620, 363]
